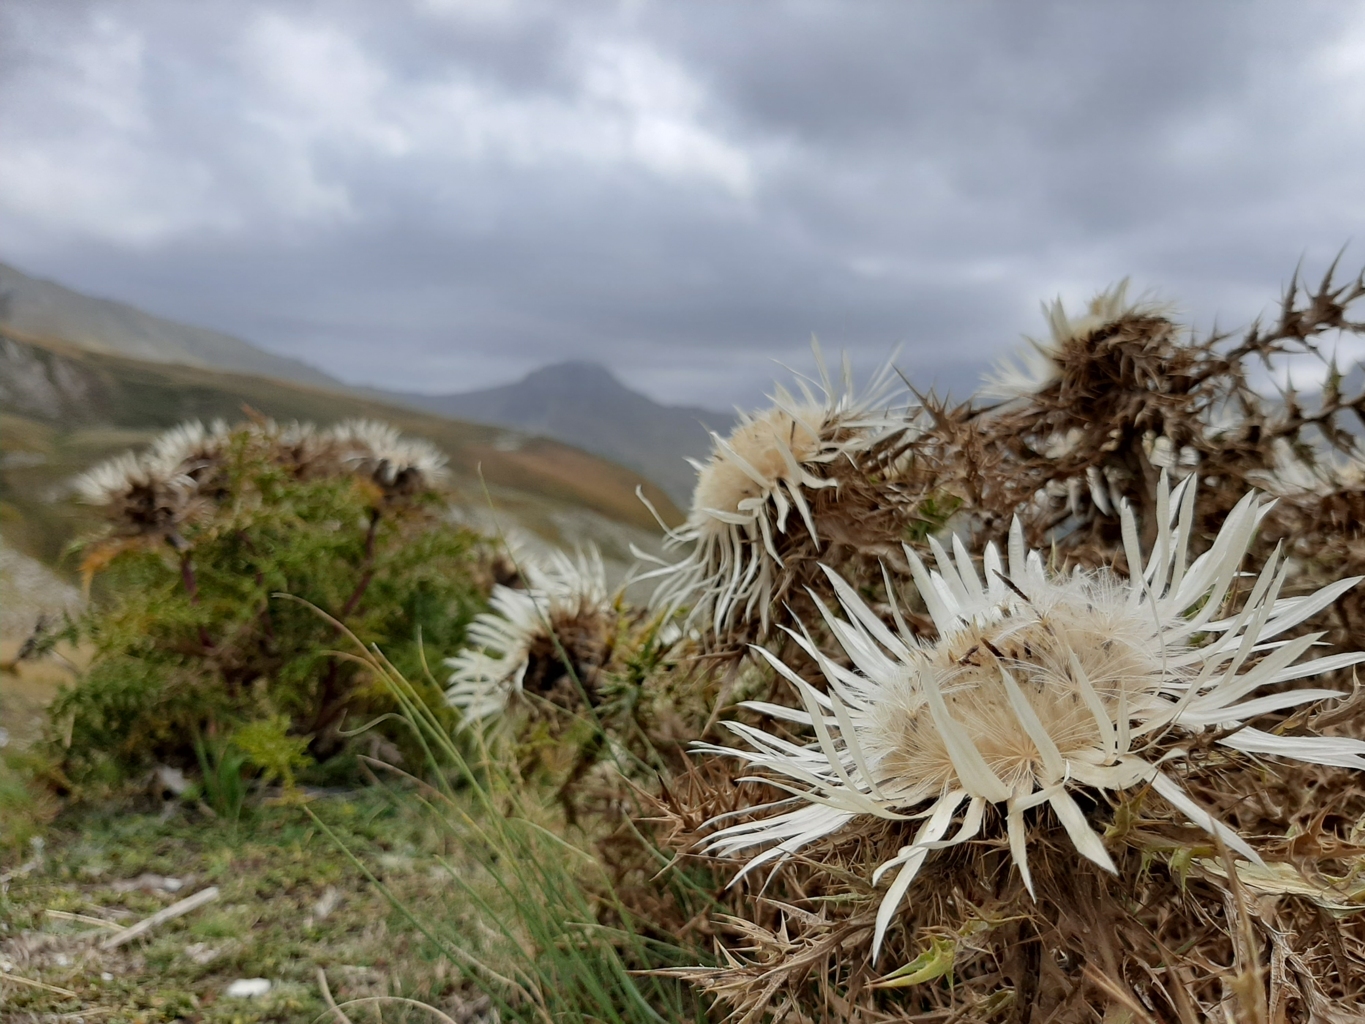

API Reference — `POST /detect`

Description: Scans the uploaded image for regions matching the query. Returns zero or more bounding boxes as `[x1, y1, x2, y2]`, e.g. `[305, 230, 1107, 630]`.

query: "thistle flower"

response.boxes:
[328, 419, 450, 496]
[1246, 437, 1365, 499]
[447, 547, 612, 719]
[73, 433, 208, 545]
[261, 420, 346, 479]
[144, 420, 226, 473]
[637, 350, 905, 639]
[985, 280, 1170, 399]
[699, 474, 1365, 960]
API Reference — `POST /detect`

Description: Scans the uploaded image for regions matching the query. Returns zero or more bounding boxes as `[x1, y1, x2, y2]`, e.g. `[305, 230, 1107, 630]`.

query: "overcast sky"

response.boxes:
[2, 1, 1364, 410]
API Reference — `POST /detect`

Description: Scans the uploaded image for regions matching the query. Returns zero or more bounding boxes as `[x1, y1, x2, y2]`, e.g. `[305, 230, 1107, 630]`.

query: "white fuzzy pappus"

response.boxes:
[698, 474, 1365, 961]
[328, 419, 449, 488]
[446, 547, 610, 720]
[71, 421, 225, 527]
[634, 348, 906, 638]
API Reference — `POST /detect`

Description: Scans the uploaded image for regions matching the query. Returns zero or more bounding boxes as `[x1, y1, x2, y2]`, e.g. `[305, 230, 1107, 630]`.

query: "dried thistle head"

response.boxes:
[697, 474, 1365, 961]
[446, 547, 615, 720]
[638, 347, 910, 644]
[327, 418, 450, 498]
[72, 429, 213, 549]
[938, 261, 1365, 572]
[984, 280, 1174, 400]
[263, 420, 350, 479]
[145, 420, 227, 473]
[972, 282, 1210, 535]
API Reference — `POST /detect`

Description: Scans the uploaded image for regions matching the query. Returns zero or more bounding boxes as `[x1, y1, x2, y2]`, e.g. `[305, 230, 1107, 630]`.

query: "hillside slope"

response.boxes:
[0, 329, 680, 573]
[0, 261, 339, 389]
[390, 361, 731, 507]
[0, 260, 724, 504]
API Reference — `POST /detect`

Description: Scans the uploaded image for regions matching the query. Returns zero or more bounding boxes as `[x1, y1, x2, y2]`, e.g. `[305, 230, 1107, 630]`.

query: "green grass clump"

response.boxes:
[310, 629, 714, 1024]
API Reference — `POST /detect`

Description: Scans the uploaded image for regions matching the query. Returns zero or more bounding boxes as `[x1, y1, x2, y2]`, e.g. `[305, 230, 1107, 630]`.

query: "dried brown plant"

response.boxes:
[929, 259, 1365, 571]
[648, 746, 1365, 1023]
[610, 257, 1365, 1023]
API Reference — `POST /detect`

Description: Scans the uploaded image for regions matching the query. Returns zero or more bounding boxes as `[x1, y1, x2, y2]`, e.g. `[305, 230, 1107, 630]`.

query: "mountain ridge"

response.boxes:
[386, 361, 731, 506]
[0, 260, 341, 390]
[0, 257, 724, 506]
[0, 328, 681, 574]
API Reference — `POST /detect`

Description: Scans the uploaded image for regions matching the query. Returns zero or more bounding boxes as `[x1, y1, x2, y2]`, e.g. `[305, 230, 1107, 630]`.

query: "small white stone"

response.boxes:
[101, 972, 114, 982]
[225, 978, 272, 998]
[312, 885, 340, 921]
[152, 764, 189, 795]
[54, 952, 71, 967]
[184, 942, 220, 966]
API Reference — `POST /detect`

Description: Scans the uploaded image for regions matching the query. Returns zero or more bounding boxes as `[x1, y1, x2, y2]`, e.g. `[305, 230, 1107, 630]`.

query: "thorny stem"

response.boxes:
[1193, 258, 1365, 386]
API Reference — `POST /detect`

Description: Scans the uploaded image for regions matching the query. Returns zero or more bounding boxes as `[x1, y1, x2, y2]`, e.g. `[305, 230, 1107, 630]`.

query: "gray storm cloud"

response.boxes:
[1, 1, 1363, 409]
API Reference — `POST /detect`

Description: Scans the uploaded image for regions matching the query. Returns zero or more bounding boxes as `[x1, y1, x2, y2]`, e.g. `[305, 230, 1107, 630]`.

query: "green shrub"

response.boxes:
[49, 418, 485, 791]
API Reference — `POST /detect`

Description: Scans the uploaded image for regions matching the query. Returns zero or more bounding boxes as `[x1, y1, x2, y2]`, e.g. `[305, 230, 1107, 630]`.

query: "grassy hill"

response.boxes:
[0, 328, 681, 575]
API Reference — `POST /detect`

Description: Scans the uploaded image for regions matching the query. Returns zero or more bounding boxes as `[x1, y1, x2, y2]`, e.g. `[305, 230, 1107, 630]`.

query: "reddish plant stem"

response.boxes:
[179, 551, 199, 602]
[175, 546, 215, 651]
[308, 664, 355, 756]
[340, 509, 381, 619]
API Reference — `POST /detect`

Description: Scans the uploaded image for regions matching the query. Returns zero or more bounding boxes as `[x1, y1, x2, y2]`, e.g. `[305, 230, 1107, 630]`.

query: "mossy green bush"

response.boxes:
[49, 419, 485, 791]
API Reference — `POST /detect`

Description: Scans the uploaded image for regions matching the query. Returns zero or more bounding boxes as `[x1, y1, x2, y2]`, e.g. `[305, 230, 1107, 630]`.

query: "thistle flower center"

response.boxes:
[866, 578, 1179, 795]
[692, 407, 822, 517]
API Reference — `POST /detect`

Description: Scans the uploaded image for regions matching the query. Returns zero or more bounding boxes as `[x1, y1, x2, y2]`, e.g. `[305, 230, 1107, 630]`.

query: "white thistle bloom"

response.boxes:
[636, 349, 905, 637]
[447, 547, 611, 720]
[1248, 437, 1365, 498]
[72, 452, 169, 507]
[700, 475, 1365, 960]
[328, 419, 449, 490]
[985, 280, 1169, 399]
[74, 420, 229, 507]
[271, 420, 332, 468]
[72, 432, 204, 540]
[146, 420, 218, 473]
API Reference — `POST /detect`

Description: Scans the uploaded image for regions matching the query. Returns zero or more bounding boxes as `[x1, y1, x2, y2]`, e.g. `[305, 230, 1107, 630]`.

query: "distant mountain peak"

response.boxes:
[390, 360, 734, 506]
[518, 360, 626, 390]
